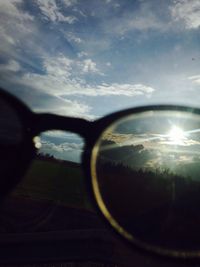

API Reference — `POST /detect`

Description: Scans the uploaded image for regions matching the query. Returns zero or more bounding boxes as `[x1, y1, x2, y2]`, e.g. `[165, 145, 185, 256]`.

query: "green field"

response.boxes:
[12, 159, 92, 210]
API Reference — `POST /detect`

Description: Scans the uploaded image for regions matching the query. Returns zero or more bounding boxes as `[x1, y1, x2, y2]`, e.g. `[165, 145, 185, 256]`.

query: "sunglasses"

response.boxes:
[1, 88, 200, 259]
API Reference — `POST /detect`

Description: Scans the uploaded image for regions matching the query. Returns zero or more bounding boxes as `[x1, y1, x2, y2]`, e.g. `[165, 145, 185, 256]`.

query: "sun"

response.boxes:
[168, 126, 185, 145]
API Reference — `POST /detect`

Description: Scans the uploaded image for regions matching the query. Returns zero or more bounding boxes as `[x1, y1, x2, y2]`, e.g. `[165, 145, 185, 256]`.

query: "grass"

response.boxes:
[12, 159, 92, 210]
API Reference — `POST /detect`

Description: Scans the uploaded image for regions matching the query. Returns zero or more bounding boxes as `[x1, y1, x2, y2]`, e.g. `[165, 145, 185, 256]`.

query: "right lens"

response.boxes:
[0, 97, 23, 179]
[91, 108, 200, 257]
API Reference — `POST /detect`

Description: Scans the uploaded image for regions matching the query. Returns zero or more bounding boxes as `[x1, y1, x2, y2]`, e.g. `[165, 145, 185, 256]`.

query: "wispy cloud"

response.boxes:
[95, 83, 155, 97]
[170, 0, 200, 29]
[0, 0, 35, 55]
[0, 60, 21, 72]
[36, 0, 77, 23]
[41, 140, 83, 153]
[77, 51, 88, 58]
[32, 93, 93, 119]
[64, 31, 82, 44]
[39, 139, 83, 162]
[43, 55, 73, 78]
[188, 75, 200, 85]
[62, 0, 77, 8]
[13, 54, 155, 99]
[102, 1, 168, 37]
[18, 71, 155, 98]
[79, 59, 100, 74]
[0, 0, 34, 21]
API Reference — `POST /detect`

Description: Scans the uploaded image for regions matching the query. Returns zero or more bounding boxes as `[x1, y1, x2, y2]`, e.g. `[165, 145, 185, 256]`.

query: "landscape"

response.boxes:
[0, 154, 104, 234]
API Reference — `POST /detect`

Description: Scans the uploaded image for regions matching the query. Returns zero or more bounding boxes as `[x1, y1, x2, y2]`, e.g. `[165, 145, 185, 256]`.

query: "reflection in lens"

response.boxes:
[91, 110, 200, 256]
[0, 98, 23, 176]
[168, 126, 185, 145]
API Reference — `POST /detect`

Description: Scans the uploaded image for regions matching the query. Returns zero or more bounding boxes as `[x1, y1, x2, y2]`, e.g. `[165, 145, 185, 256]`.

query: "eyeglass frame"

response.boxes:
[1, 87, 200, 260]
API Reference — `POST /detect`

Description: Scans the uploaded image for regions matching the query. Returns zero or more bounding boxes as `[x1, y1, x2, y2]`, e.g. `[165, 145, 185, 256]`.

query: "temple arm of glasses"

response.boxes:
[32, 113, 93, 140]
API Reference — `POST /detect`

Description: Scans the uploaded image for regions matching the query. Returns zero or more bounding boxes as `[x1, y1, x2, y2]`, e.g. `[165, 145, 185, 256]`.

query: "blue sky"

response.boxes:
[0, 0, 200, 161]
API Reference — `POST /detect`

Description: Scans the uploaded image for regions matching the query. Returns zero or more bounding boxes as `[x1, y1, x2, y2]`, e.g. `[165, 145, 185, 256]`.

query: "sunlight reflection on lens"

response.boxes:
[168, 126, 186, 145]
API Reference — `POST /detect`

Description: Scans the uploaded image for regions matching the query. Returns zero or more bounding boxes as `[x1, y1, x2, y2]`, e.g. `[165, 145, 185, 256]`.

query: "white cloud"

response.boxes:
[0, 0, 34, 21]
[0, 60, 21, 72]
[188, 75, 200, 85]
[0, 26, 16, 46]
[39, 140, 83, 162]
[95, 83, 155, 97]
[64, 32, 82, 43]
[103, 2, 166, 36]
[34, 95, 93, 119]
[19, 71, 155, 98]
[0, 0, 38, 62]
[41, 140, 83, 153]
[81, 59, 99, 74]
[10, 54, 155, 99]
[62, 0, 77, 8]
[36, 0, 77, 23]
[0, 26, 15, 46]
[42, 54, 101, 76]
[170, 0, 200, 29]
[77, 51, 88, 58]
[42, 130, 80, 139]
[0, 0, 34, 46]
[43, 55, 73, 78]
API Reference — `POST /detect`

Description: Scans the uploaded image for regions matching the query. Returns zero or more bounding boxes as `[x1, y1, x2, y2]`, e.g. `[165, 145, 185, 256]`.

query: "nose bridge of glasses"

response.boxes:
[33, 113, 92, 139]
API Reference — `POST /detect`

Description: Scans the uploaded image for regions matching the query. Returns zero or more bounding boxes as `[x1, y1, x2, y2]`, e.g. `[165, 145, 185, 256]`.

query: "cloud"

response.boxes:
[18, 71, 155, 98]
[95, 83, 155, 97]
[0, 0, 48, 74]
[64, 32, 82, 44]
[0, 26, 15, 46]
[77, 51, 88, 58]
[42, 54, 101, 77]
[39, 139, 83, 162]
[0, 0, 35, 54]
[33, 94, 93, 119]
[62, 0, 77, 8]
[10, 54, 155, 99]
[102, 1, 167, 37]
[80, 59, 100, 74]
[36, 0, 77, 24]
[0, 0, 34, 21]
[41, 140, 83, 153]
[188, 75, 200, 85]
[0, 60, 21, 72]
[43, 55, 73, 78]
[170, 0, 200, 29]
[42, 130, 81, 139]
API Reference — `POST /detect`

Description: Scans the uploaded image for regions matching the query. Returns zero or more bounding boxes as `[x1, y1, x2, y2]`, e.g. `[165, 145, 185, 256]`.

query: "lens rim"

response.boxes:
[82, 105, 200, 259]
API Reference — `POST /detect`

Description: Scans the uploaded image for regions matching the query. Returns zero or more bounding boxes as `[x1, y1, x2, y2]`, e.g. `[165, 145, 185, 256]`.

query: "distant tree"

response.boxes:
[36, 152, 55, 161]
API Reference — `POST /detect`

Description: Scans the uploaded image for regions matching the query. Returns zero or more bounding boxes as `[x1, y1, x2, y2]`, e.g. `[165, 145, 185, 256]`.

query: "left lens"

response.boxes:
[0, 97, 23, 189]
[91, 108, 200, 257]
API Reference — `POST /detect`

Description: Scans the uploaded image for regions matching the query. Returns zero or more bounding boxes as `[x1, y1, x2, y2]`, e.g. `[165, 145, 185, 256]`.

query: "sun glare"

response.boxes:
[168, 126, 185, 145]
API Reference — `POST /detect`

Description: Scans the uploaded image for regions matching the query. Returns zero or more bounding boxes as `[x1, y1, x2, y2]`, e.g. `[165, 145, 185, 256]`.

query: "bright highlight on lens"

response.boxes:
[168, 126, 185, 145]
[33, 136, 42, 149]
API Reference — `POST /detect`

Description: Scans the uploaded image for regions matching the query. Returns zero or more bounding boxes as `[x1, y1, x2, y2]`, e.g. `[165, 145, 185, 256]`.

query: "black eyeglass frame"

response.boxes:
[1, 87, 200, 261]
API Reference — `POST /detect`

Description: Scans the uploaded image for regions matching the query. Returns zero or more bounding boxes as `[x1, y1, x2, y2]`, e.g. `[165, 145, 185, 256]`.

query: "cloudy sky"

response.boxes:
[0, 0, 200, 161]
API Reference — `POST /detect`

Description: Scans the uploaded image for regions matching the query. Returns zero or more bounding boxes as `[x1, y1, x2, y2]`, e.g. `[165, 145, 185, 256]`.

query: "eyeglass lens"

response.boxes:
[92, 110, 200, 253]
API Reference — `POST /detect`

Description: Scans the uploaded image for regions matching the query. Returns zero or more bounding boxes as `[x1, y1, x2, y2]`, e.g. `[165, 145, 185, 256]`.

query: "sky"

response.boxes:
[0, 0, 200, 161]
